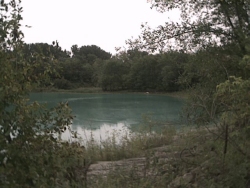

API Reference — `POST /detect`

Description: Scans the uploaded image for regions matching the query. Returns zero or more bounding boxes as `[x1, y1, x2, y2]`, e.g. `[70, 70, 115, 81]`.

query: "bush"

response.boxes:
[53, 78, 74, 89]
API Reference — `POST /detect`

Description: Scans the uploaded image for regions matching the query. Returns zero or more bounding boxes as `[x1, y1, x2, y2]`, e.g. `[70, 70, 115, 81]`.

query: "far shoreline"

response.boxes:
[32, 87, 188, 99]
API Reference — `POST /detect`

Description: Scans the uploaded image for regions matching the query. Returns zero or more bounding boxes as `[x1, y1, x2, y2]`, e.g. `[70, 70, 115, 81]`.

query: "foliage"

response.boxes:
[84, 125, 249, 188]
[71, 44, 111, 64]
[127, 54, 161, 91]
[82, 123, 176, 162]
[60, 58, 94, 85]
[22, 42, 70, 61]
[128, 0, 250, 54]
[20, 43, 112, 88]
[53, 78, 74, 89]
[20, 38, 191, 92]
[21, 42, 70, 86]
[3, 0, 250, 186]
[122, 0, 250, 187]
[160, 51, 188, 91]
[215, 75, 250, 154]
[0, 1, 87, 187]
[100, 59, 129, 91]
[100, 49, 188, 92]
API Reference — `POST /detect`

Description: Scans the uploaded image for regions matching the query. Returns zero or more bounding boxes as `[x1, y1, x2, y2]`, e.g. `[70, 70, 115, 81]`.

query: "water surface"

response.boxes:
[29, 93, 184, 141]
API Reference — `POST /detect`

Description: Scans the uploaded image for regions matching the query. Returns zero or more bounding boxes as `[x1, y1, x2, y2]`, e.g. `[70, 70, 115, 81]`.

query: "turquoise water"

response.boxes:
[29, 93, 184, 141]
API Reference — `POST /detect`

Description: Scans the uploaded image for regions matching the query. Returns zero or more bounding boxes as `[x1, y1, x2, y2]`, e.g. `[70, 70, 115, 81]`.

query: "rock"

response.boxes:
[169, 173, 194, 188]
[87, 158, 147, 177]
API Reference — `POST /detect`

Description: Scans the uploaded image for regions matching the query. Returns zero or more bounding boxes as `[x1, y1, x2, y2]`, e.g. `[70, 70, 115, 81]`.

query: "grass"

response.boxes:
[78, 122, 178, 187]
[80, 123, 186, 187]
[67, 123, 250, 188]
[79, 123, 177, 162]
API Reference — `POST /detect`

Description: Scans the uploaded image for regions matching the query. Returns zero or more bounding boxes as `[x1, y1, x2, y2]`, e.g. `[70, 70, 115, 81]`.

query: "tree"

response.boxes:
[126, 1, 250, 186]
[101, 59, 129, 91]
[22, 42, 71, 61]
[21, 42, 71, 85]
[128, 54, 162, 91]
[160, 51, 188, 91]
[71, 44, 112, 63]
[60, 58, 93, 85]
[112, 49, 187, 92]
[128, 0, 250, 55]
[129, 0, 250, 123]
[0, 1, 85, 187]
[58, 44, 112, 87]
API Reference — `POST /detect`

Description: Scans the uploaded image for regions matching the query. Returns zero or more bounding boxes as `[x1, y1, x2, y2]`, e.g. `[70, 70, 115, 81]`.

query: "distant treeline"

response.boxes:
[21, 42, 241, 93]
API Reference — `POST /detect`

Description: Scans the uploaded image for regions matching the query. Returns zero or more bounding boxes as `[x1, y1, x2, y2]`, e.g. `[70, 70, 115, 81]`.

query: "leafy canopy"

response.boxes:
[0, 1, 86, 187]
[128, 0, 250, 54]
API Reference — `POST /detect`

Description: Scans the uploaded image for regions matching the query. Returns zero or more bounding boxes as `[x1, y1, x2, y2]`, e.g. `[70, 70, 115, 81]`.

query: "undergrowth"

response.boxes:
[81, 122, 176, 162]
[77, 125, 250, 188]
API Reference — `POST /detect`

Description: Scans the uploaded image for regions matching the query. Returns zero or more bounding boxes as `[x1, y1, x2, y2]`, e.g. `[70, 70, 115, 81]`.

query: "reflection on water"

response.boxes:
[29, 93, 184, 141]
[61, 122, 131, 143]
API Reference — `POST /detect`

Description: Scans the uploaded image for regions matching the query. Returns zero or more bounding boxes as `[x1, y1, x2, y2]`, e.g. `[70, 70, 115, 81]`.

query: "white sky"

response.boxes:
[21, 0, 180, 54]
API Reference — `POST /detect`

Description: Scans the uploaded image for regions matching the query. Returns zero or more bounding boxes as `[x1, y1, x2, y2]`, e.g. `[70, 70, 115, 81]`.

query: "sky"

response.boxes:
[21, 0, 180, 55]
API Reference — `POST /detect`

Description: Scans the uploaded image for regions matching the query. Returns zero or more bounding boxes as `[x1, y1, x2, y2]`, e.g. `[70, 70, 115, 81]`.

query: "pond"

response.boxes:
[29, 93, 184, 141]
